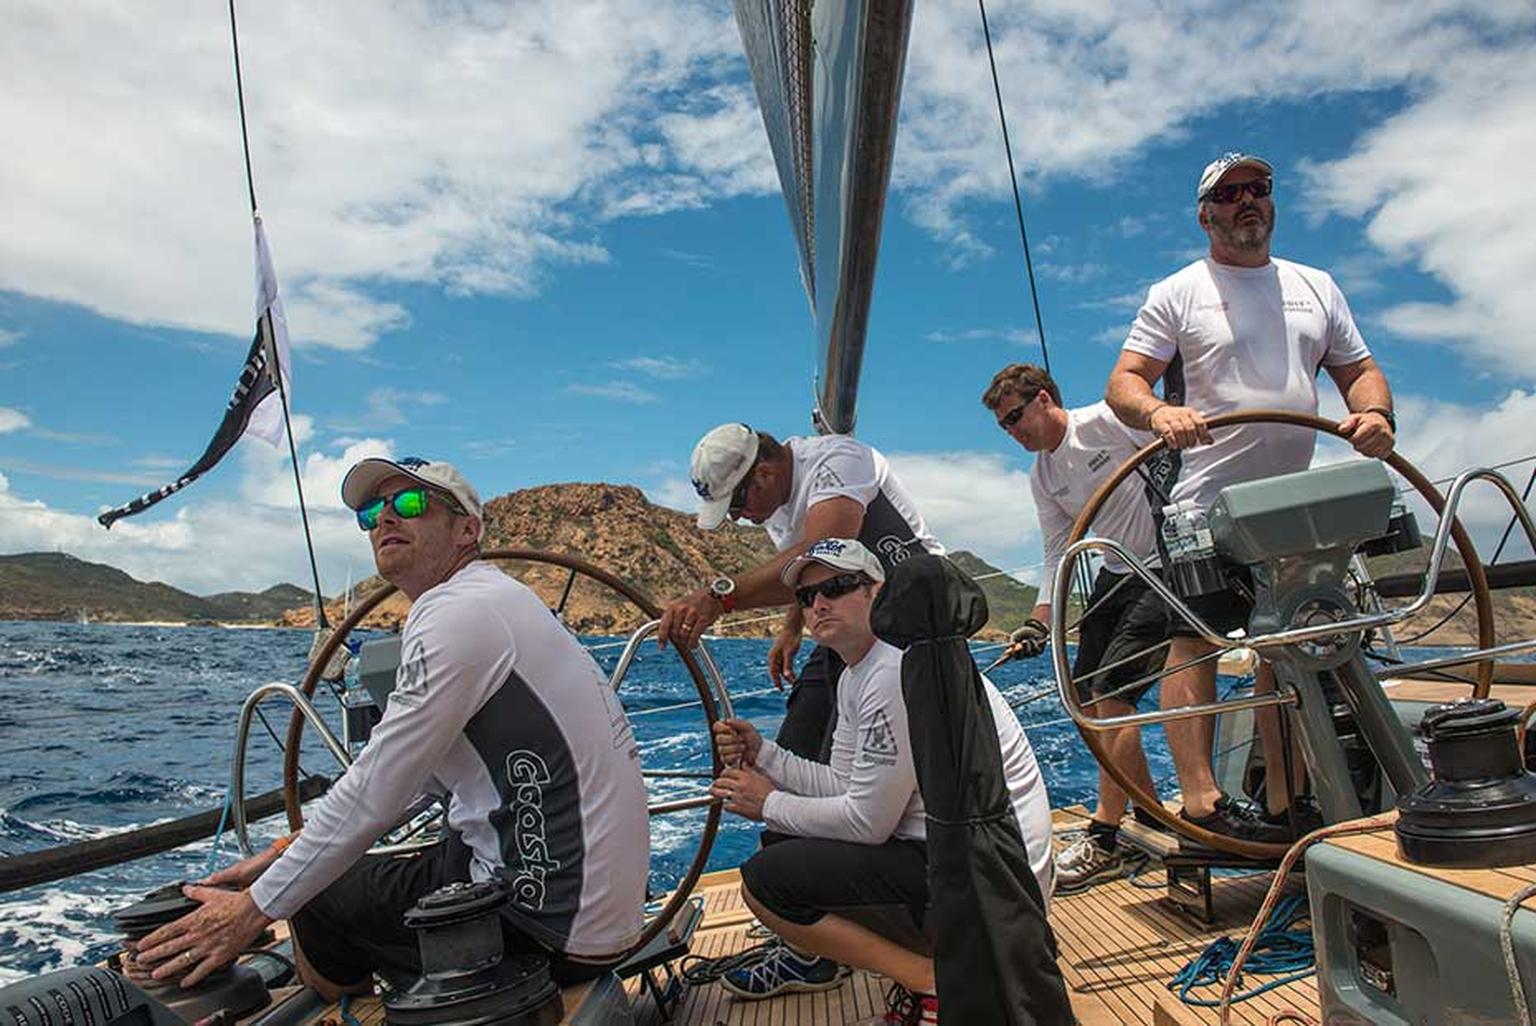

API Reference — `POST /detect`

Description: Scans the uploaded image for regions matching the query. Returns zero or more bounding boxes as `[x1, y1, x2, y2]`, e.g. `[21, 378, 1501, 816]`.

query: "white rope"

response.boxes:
[1501, 880, 1536, 1025]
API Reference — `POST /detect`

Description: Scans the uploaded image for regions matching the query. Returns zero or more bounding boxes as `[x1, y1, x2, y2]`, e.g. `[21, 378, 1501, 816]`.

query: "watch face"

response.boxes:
[711, 576, 734, 596]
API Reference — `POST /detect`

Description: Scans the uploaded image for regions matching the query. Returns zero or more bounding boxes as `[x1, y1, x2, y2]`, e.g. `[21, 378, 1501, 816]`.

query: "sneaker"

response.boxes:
[863, 985, 939, 1025]
[1054, 833, 1146, 894]
[1260, 795, 1325, 839]
[720, 945, 845, 999]
[1180, 794, 1291, 845]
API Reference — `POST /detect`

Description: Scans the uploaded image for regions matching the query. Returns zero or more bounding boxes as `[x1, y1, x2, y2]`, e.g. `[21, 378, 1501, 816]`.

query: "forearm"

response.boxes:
[1340, 366, 1392, 414]
[757, 739, 842, 796]
[728, 552, 800, 609]
[1105, 370, 1165, 429]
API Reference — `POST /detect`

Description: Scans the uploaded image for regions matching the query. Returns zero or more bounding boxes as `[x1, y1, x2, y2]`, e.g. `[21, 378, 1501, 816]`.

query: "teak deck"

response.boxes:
[297, 675, 1536, 1024]
[303, 807, 1320, 1025]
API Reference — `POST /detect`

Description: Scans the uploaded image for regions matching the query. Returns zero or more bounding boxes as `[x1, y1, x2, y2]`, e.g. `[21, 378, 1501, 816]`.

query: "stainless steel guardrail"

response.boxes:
[1051, 466, 1536, 732]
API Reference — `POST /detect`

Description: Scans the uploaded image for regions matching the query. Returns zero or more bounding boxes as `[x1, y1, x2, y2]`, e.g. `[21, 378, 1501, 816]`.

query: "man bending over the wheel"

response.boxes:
[133, 456, 648, 999]
[659, 424, 944, 766]
[984, 362, 1171, 892]
[708, 539, 1053, 1021]
[1105, 151, 1396, 841]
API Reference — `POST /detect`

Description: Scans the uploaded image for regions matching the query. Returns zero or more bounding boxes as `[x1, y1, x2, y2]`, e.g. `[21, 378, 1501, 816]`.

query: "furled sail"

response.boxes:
[733, 0, 914, 435]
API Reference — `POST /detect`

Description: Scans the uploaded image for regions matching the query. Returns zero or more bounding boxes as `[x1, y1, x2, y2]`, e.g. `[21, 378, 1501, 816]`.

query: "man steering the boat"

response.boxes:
[984, 362, 1171, 888]
[659, 424, 944, 764]
[132, 456, 648, 999]
[705, 539, 1054, 1021]
[1105, 152, 1396, 839]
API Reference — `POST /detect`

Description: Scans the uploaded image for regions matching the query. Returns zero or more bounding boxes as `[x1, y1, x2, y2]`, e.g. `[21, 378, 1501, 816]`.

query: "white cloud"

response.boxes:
[0, 1, 749, 351]
[357, 387, 447, 429]
[886, 451, 1038, 574]
[648, 476, 700, 514]
[611, 356, 706, 380]
[0, 429, 390, 595]
[1303, 50, 1536, 379]
[565, 381, 658, 404]
[0, 407, 31, 433]
[924, 327, 1036, 345]
[0, 328, 21, 348]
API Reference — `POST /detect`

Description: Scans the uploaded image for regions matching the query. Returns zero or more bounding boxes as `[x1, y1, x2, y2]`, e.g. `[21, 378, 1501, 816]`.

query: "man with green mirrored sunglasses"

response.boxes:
[137, 455, 649, 1000]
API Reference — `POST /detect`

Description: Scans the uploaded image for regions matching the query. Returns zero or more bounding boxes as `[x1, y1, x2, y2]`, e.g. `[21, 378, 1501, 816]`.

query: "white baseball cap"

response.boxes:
[1196, 152, 1273, 201]
[690, 423, 760, 530]
[341, 456, 484, 539]
[780, 538, 886, 588]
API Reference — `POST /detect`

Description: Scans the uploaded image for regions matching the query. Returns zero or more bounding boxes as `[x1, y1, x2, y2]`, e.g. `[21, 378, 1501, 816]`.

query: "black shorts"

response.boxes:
[739, 836, 931, 955]
[1073, 570, 1171, 706]
[1165, 567, 1254, 640]
[287, 837, 615, 988]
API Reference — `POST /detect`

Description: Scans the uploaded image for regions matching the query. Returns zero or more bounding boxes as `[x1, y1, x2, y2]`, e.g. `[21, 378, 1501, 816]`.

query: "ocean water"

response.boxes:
[0, 620, 1473, 984]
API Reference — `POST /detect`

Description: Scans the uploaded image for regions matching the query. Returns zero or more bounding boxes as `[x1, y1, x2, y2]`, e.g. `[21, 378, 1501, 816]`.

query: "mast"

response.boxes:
[733, 1, 914, 435]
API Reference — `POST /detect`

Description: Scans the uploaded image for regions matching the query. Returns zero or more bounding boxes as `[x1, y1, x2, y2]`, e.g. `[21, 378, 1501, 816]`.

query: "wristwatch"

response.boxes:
[1363, 405, 1396, 432]
[709, 575, 737, 613]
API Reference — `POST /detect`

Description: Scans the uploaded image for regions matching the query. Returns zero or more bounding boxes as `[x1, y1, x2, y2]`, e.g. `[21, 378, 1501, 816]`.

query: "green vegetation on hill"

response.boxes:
[947, 550, 1039, 633]
[0, 552, 308, 624]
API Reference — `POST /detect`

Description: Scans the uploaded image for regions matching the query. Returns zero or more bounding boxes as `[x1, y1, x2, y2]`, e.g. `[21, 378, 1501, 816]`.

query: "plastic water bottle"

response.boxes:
[1161, 500, 1225, 596]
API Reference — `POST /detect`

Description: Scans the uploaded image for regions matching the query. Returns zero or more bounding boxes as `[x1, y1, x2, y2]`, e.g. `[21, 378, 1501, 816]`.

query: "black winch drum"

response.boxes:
[112, 881, 272, 1022]
[1396, 698, 1536, 868]
[383, 881, 562, 1026]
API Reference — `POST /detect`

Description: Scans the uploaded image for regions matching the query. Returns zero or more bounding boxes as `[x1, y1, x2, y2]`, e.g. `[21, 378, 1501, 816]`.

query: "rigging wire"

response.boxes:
[227, 0, 329, 630]
[977, 0, 1051, 375]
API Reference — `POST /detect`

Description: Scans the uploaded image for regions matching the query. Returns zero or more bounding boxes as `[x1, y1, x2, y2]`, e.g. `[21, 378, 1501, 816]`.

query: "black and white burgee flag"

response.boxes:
[98, 215, 294, 529]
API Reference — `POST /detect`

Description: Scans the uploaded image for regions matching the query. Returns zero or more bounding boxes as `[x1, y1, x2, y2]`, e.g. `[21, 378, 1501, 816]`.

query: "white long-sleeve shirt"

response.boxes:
[754, 640, 1056, 903]
[250, 561, 648, 957]
[757, 641, 925, 844]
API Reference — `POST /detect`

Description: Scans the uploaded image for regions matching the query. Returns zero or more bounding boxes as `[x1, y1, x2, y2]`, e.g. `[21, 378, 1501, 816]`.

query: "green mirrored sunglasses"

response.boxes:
[356, 487, 437, 531]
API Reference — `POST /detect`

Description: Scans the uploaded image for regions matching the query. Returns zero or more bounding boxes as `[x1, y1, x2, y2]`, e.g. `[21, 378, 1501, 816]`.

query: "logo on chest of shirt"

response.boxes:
[1087, 449, 1112, 473]
[860, 708, 900, 765]
[504, 750, 562, 912]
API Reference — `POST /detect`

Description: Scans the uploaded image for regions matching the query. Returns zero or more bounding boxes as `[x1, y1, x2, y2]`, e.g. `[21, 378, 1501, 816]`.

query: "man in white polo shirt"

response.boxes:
[983, 362, 1172, 886]
[1105, 152, 1396, 837]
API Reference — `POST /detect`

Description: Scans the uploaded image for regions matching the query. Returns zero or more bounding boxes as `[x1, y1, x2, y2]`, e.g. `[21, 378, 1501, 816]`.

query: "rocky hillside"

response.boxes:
[282, 482, 1037, 639]
[0, 552, 310, 624]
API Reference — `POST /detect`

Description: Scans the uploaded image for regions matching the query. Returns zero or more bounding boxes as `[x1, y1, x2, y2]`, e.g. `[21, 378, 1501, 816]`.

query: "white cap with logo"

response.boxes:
[1196, 152, 1273, 201]
[341, 456, 485, 539]
[780, 537, 886, 588]
[690, 423, 760, 530]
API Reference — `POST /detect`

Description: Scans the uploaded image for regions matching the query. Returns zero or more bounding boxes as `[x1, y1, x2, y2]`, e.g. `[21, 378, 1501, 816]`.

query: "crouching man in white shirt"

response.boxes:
[710, 539, 1053, 1025]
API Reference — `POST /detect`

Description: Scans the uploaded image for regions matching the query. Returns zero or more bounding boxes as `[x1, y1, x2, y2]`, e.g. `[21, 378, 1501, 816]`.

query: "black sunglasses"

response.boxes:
[794, 572, 870, 608]
[1202, 177, 1273, 204]
[997, 391, 1041, 431]
[728, 460, 760, 517]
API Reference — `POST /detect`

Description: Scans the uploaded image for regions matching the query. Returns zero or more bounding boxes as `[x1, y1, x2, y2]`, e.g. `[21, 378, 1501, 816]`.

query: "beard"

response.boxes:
[1208, 203, 1274, 252]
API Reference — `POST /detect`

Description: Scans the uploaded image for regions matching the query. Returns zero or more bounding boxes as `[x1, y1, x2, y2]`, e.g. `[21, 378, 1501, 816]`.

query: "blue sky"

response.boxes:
[2, 2, 1534, 595]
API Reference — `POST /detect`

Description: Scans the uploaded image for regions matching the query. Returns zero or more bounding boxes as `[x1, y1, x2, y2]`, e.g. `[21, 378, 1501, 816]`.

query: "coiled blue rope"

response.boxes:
[1169, 894, 1315, 1007]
